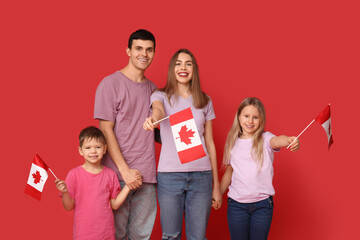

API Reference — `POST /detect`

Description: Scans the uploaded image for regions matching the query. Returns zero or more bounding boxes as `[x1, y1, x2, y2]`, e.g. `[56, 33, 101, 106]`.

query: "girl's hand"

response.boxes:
[211, 186, 222, 210]
[55, 179, 68, 193]
[143, 117, 157, 131]
[212, 199, 219, 209]
[288, 136, 300, 152]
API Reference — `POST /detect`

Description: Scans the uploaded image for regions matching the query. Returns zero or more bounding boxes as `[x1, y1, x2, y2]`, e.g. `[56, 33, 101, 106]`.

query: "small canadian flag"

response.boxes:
[24, 154, 49, 201]
[169, 108, 206, 164]
[315, 104, 334, 149]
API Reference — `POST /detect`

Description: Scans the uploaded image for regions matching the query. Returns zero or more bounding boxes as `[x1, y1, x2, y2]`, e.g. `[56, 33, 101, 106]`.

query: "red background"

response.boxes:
[1, 0, 359, 239]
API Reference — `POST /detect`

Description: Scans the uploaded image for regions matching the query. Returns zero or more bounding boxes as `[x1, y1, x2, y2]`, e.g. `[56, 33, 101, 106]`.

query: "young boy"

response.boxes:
[55, 126, 130, 240]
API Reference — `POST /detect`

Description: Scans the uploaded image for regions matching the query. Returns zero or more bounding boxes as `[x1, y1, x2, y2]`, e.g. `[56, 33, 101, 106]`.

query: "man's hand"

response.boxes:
[122, 168, 143, 190]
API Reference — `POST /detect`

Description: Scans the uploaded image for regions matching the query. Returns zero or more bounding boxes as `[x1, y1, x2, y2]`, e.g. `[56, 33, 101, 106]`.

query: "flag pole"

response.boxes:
[48, 168, 58, 179]
[286, 119, 315, 149]
[153, 116, 169, 125]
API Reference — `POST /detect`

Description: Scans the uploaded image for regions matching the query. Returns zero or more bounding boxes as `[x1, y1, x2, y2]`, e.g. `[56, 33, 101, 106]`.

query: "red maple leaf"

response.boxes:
[177, 125, 195, 145]
[32, 171, 42, 184]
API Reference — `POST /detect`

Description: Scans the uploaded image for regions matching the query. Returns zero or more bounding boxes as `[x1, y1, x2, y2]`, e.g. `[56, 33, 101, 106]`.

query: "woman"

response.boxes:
[143, 49, 221, 240]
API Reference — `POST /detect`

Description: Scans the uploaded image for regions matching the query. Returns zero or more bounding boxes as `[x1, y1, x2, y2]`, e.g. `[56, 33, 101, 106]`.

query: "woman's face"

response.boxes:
[174, 53, 193, 85]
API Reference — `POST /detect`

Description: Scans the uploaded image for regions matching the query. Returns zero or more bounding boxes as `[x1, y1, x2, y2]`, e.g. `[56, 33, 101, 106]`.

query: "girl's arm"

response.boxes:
[55, 179, 74, 211]
[110, 185, 131, 210]
[204, 120, 222, 209]
[143, 100, 165, 131]
[220, 165, 233, 195]
[270, 135, 300, 152]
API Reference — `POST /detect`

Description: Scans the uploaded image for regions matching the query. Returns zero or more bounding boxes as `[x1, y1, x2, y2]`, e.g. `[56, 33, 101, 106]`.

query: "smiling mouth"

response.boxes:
[178, 72, 188, 77]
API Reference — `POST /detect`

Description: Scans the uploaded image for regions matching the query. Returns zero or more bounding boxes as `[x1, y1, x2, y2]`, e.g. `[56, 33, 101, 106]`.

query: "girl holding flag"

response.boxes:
[143, 49, 221, 240]
[219, 97, 300, 240]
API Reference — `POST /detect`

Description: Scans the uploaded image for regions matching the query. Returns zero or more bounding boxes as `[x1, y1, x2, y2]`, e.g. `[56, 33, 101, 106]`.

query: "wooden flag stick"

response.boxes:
[286, 119, 315, 149]
[153, 116, 169, 125]
[49, 168, 58, 179]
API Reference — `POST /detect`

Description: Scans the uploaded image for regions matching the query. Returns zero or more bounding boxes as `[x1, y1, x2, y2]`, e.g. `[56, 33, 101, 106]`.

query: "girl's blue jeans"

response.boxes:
[157, 171, 213, 240]
[227, 197, 274, 240]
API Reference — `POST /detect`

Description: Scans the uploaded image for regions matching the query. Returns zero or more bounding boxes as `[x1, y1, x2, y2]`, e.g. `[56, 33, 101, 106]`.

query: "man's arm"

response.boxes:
[99, 120, 142, 190]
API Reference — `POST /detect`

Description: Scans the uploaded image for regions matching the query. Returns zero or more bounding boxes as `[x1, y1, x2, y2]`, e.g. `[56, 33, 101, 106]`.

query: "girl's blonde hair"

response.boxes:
[223, 97, 266, 170]
[160, 49, 209, 108]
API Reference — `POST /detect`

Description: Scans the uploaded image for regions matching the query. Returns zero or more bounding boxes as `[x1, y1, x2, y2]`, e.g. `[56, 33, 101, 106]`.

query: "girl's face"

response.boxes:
[238, 105, 261, 138]
[174, 53, 193, 85]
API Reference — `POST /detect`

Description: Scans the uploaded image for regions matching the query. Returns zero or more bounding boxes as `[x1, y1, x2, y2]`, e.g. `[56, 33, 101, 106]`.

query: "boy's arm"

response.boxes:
[99, 120, 142, 190]
[143, 100, 165, 130]
[270, 135, 300, 152]
[220, 165, 233, 195]
[110, 185, 131, 210]
[55, 179, 74, 211]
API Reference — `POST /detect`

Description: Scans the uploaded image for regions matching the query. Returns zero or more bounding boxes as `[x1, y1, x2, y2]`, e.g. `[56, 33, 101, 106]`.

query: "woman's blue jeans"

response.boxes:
[227, 197, 274, 240]
[157, 171, 213, 240]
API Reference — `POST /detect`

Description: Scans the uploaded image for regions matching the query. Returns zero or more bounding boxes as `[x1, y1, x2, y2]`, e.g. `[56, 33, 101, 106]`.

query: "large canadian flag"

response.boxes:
[24, 154, 49, 201]
[169, 108, 206, 164]
[315, 104, 334, 149]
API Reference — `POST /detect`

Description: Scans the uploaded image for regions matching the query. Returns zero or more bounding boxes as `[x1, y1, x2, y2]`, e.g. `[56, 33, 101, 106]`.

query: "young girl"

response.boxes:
[143, 49, 222, 239]
[55, 126, 130, 240]
[218, 97, 300, 240]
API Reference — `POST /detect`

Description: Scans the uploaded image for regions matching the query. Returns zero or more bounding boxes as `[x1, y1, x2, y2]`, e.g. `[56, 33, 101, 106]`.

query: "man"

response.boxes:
[94, 29, 157, 240]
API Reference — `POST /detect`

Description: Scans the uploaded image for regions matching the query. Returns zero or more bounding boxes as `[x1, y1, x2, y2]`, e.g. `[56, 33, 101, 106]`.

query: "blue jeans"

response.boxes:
[114, 182, 157, 240]
[227, 197, 274, 240]
[157, 171, 213, 240]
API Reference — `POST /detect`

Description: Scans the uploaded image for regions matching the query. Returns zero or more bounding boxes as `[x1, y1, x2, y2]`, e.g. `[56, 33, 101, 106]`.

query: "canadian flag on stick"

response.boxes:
[287, 104, 334, 150]
[169, 108, 206, 164]
[25, 154, 53, 201]
[315, 104, 334, 149]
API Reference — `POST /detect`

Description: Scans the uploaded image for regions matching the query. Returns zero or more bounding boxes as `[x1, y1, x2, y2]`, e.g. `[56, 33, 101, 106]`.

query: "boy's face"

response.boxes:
[78, 138, 106, 165]
[127, 39, 155, 71]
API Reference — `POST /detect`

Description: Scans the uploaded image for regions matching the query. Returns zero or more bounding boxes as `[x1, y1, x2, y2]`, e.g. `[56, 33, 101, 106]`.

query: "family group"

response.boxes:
[55, 29, 299, 240]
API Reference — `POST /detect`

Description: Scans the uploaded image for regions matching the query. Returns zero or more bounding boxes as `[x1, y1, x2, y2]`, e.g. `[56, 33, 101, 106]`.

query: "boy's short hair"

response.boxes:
[128, 29, 156, 50]
[79, 126, 106, 147]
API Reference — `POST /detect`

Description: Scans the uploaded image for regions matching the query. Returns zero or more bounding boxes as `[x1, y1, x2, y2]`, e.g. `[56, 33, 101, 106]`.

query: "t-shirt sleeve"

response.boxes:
[63, 170, 76, 199]
[205, 97, 216, 121]
[150, 80, 157, 92]
[150, 90, 165, 105]
[109, 170, 121, 199]
[264, 132, 280, 153]
[94, 77, 118, 122]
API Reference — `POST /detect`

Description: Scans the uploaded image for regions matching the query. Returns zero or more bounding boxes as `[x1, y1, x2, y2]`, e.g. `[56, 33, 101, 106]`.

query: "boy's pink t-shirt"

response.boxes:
[228, 132, 279, 203]
[65, 166, 120, 240]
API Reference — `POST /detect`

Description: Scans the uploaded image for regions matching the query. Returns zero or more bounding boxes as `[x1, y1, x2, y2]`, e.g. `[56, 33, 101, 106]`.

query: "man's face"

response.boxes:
[127, 39, 155, 71]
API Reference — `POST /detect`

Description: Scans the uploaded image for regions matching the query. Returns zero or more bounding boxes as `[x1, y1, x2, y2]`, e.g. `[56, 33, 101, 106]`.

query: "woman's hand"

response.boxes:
[143, 117, 157, 131]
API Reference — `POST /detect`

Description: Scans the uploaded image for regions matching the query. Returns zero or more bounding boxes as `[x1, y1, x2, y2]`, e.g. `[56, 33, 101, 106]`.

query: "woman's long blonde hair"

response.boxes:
[223, 97, 266, 170]
[160, 49, 209, 108]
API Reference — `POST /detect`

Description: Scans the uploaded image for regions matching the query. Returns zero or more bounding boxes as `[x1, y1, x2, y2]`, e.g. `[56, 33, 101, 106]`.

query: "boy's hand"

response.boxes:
[55, 179, 68, 193]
